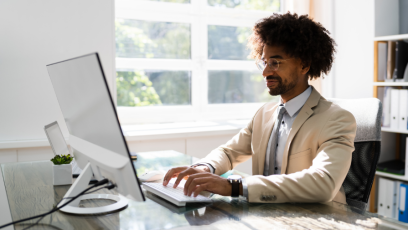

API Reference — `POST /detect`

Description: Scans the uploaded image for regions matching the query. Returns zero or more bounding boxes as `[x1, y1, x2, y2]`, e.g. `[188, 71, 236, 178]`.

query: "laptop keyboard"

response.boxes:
[143, 182, 212, 206]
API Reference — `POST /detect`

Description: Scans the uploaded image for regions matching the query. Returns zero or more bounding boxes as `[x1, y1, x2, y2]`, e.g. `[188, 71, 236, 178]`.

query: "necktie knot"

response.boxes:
[277, 106, 286, 118]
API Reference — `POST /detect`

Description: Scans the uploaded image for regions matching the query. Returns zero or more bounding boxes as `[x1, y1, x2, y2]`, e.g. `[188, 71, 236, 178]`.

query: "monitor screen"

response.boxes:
[44, 121, 70, 156]
[46, 53, 144, 206]
[47, 53, 128, 157]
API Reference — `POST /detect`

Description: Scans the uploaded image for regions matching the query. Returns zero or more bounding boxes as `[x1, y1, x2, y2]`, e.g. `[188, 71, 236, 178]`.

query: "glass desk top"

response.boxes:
[1, 150, 408, 230]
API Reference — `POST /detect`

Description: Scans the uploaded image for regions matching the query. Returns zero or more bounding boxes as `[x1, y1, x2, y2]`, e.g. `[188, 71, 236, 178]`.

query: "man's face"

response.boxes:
[261, 45, 305, 96]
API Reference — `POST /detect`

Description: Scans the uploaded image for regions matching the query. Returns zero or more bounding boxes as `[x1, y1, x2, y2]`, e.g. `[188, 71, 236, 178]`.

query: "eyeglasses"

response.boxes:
[255, 58, 293, 72]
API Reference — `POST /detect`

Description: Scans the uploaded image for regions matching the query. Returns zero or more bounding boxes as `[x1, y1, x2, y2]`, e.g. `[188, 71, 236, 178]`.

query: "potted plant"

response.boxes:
[50, 154, 74, 186]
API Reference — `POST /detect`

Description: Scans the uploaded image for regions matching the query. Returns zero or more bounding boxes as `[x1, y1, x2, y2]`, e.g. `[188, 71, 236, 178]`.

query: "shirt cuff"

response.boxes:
[242, 178, 248, 200]
[191, 163, 215, 174]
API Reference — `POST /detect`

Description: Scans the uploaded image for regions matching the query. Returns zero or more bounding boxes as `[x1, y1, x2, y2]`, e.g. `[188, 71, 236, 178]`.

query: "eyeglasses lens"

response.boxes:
[256, 61, 266, 71]
[269, 59, 279, 71]
[257, 59, 279, 72]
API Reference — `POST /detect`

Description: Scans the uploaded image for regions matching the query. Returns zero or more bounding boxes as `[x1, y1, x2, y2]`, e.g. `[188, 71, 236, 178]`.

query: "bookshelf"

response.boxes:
[376, 171, 407, 182]
[382, 127, 408, 135]
[372, 60, 406, 214]
[371, 0, 408, 220]
[374, 34, 408, 41]
[374, 82, 408, 87]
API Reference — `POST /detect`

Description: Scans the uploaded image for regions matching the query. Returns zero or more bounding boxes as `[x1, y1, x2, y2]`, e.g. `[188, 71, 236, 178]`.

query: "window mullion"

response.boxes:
[191, 0, 208, 120]
[116, 58, 193, 71]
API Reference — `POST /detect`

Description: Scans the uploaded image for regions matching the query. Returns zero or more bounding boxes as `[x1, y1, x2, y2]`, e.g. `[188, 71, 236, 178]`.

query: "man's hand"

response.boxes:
[183, 173, 232, 197]
[162, 166, 232, 197]
[162, 166, 209, 187]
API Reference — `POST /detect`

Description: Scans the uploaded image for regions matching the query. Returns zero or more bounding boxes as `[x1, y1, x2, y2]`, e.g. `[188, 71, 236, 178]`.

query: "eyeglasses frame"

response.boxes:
[256, 58, 293, 72]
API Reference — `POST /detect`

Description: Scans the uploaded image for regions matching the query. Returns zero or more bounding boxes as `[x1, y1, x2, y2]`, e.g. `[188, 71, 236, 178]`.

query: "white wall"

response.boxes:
[375, 0, 399, 37]
[332, 0, 375, 99]
[0, 0, 115, 142]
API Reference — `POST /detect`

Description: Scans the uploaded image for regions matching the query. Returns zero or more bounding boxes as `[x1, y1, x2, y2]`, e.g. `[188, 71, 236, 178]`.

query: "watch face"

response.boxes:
[228, 175, 242, 181]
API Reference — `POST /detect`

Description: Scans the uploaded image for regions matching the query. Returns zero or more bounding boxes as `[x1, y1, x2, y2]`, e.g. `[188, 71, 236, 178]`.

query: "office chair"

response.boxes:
[327, 98, 382, 211]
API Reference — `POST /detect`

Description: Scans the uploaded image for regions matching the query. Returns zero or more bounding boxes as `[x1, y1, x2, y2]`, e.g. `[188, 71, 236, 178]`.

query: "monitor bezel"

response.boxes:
[46, 52, 145, 201]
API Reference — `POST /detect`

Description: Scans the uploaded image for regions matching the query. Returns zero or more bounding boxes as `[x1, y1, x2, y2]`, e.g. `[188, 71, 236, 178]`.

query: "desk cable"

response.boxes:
[0, 179, 115, 230]
[23, 182, 116, 230]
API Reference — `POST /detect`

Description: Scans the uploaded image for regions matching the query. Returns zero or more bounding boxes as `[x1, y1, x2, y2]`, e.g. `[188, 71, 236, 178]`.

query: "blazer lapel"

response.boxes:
[256, 104, 279, 175]
[281, 87, 321, 174]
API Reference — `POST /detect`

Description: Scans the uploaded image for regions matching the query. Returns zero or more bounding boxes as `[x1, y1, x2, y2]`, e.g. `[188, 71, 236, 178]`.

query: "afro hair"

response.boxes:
[248, 12, 336, 80]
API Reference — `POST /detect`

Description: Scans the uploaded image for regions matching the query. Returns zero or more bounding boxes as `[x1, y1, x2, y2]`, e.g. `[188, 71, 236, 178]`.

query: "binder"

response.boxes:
[379, 178, 399, 218]
[401, 135, 408, 165]
[390, 89, 400, 129]
[382, 87, 391, 127]
[387, 41, 396, 80]
[404, 62, 408, 82]
[399, 184, 408, 223]
[395, 181, 403, 219]
[399, 90, 408, 130]
[378, 177, 387, 216]
[378, 42, 387, 81]
[406, 136, 408, 179]
[385, 179, 397, 218]
[392, 41, 408, 80]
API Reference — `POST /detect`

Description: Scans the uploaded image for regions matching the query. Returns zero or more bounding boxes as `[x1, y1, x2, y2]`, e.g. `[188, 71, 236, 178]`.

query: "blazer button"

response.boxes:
[271, 195, 277, 201]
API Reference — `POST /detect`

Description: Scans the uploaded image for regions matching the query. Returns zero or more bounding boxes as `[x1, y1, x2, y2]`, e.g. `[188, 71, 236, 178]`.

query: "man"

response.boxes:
[163, 12, 356, 204]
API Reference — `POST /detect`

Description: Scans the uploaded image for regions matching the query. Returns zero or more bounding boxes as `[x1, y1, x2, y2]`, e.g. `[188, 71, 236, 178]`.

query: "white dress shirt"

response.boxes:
[242, 86, 312, 199]
[264, 86, 312, 175]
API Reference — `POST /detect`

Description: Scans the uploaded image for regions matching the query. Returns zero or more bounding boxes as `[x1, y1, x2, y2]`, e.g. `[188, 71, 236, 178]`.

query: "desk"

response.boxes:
[1, 151, 407, 230]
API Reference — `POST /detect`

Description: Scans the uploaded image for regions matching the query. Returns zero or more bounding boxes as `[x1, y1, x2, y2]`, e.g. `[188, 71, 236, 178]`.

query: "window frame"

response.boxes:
[115, 0, 280, 124]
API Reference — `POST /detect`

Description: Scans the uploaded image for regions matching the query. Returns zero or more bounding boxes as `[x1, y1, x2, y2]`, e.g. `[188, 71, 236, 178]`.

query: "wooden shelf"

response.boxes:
[373, 82, 408, 86]
[374, 34, 408, 41]
[376, 171, 408, 182]
[381, 127, 408, 134]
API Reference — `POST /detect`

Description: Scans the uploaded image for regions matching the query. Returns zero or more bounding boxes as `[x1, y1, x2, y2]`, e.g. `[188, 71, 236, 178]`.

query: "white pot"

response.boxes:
[52, 163, 73, 186]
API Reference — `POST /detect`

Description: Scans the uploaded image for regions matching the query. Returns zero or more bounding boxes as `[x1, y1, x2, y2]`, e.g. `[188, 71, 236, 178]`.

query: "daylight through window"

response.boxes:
[115, 0, 281, 124]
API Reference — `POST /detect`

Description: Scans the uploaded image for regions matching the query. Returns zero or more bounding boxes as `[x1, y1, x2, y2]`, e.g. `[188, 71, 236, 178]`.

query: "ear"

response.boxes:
[301, 64, 310, 75]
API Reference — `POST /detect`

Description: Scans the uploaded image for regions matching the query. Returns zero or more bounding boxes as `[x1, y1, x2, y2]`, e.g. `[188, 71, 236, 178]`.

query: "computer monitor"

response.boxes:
[46, 53, 145, 214]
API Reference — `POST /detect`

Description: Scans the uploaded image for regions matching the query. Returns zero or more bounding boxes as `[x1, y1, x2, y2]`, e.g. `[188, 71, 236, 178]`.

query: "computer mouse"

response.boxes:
[139, 170, 165, 182]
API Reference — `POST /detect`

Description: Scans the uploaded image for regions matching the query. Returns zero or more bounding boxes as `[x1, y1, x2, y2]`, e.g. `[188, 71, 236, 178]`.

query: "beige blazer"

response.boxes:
[196, 87, 357, 204]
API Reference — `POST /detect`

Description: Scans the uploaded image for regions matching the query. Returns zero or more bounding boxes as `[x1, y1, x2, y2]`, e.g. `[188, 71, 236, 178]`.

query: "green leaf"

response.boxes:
[50, 154, 73, 165]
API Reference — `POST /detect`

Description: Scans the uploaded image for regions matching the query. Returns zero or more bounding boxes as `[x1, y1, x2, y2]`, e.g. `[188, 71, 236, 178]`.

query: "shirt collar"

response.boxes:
[280, 86, 312, 117]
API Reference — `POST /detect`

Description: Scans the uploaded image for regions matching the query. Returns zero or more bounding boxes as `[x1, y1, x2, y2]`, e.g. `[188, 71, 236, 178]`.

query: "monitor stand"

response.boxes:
[58, 162, 128, 214]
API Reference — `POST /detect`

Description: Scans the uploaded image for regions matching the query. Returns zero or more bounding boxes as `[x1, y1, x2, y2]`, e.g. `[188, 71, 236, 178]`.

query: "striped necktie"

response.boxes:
[264, 105, 286, 176]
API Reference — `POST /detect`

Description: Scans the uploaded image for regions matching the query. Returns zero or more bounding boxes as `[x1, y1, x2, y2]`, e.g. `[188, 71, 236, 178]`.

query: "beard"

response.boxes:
[266, 75, 297, 96]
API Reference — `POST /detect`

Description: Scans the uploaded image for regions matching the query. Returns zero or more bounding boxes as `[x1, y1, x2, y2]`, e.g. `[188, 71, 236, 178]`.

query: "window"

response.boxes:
[115, 0, 281, 124]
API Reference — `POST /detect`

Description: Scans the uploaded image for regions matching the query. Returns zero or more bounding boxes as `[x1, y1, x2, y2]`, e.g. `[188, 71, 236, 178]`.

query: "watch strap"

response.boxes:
[231, 181, 239, 197]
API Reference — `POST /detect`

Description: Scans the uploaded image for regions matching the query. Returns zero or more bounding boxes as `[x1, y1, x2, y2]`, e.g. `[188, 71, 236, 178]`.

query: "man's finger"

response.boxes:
[193, 183, 209, 197]
[186, 177, 209, 196]
[173, 167, 195, 188]
[164, 173, 179, 186]
[184, 173, 208, 194]
[163, 168, 177, 186]
[163, 167, 185, 186]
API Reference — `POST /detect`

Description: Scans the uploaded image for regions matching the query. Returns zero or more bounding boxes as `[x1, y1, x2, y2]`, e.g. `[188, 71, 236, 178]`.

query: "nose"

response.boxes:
[262, 66, 275, 78]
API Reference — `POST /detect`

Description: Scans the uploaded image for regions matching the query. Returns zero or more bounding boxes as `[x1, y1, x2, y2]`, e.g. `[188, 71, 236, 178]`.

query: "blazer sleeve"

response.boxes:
[245, 109, 357, 203]
[193, 112, 260, 175]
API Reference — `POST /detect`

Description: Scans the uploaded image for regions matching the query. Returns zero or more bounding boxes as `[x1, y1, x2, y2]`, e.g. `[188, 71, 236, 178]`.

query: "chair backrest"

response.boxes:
[327, 98, 382, 210]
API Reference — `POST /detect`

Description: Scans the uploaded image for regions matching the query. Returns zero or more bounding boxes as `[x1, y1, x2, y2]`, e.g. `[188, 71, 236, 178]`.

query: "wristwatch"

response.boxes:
[227, 175, 242, 197]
